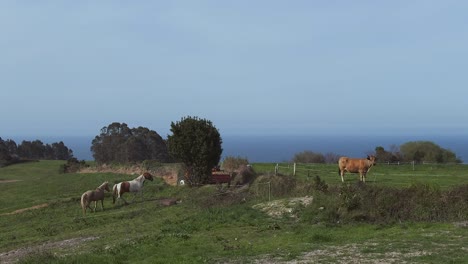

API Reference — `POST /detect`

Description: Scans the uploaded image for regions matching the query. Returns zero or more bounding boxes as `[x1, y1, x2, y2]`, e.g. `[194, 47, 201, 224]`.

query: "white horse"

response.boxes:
[112, 172, 154, 205]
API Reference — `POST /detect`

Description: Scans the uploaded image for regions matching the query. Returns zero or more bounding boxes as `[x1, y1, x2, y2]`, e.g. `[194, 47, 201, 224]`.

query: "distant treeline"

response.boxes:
[0, 137, 73, 166]
[293, 141, 461, 164]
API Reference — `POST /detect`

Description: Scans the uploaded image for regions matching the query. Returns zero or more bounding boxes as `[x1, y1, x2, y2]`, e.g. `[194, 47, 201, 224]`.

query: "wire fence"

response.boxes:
[274, 161, 464, 177]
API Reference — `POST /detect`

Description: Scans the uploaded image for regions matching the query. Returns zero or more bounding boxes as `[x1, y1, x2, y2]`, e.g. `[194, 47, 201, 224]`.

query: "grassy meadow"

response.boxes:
[1, 161, 468, 263]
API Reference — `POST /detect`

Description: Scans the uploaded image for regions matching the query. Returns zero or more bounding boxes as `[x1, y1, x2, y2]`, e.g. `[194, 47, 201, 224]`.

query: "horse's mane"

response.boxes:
[135, 174, 150, 182]
[98, 181, 109, 190]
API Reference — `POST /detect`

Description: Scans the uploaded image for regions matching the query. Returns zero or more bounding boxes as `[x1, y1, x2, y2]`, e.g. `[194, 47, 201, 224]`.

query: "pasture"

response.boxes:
[1, 161, 467, 263]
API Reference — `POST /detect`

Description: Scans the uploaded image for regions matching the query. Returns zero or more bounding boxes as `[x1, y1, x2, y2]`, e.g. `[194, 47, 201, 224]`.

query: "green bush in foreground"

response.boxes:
[302, 182, 468, 224]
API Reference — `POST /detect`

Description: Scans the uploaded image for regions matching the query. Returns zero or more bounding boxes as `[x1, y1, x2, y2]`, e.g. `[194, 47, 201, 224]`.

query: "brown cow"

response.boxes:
[338, 155, 376, 183]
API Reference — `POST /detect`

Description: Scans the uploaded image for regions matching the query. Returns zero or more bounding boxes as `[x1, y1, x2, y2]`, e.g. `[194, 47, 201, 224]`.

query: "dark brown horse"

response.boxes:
[81, 181, 111, 215]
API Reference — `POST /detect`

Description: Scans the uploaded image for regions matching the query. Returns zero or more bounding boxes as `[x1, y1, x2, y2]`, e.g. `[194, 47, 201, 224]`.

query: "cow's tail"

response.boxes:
[112, 184, 118, 204]
[80, 193, 87, 215]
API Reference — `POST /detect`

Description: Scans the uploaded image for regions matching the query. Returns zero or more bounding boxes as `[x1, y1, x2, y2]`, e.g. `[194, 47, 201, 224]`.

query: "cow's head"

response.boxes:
[367, 155, 377, 166]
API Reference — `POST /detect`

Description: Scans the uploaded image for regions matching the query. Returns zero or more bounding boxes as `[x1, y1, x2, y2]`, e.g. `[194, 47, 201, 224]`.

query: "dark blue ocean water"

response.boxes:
[17, 134, 467, 164]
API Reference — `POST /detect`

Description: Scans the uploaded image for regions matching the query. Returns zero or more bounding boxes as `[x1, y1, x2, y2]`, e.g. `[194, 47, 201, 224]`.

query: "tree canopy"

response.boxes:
[0, 137, 73, 166]
[399, 141, 460, 163]
[292, 141, 461, 164]
[91, 122, 170, 164]
[293, 151, 326, 163]
[167, 116, 222, 185]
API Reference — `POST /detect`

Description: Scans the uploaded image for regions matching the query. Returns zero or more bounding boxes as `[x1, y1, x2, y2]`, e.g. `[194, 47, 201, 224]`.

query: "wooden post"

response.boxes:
[275, 164, 278, 176]
[268, 181, 271, 201]
[293, 163, 296, 176]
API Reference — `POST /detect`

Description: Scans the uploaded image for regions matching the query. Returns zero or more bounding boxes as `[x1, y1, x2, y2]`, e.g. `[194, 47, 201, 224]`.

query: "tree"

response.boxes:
[293, 151, 325, 163]
[0, 137, 9, 161]
[222, 156, 249, 173]
[10, 139, 73, 160]
[17, 140, 46, 159]
[324, 152, 341, 164]
[131, 126, 169, 162]
[400, 141, 461, 163]
[167, 116, 222, 185]
[91, 122, 169, 164]
[50, 141, 74, 160]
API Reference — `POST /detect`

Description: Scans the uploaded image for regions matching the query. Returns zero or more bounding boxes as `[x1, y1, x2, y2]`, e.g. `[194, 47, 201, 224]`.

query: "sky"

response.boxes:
[1, 1, 468, 139]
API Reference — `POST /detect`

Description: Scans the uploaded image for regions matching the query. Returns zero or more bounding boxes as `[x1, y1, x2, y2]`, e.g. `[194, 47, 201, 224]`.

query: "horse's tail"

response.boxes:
[80, 192, 87, 215]
[112, 184, 118, 204]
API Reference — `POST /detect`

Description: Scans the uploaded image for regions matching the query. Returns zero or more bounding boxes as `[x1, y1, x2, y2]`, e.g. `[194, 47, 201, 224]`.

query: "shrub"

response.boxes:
[250, 174, 297, 199]
[59, 158, 88, 173]
[301, 183, 468, 224]
[167, 116, 222, 185]
[293, 151, 325, 163]
[222, 156, 249, 173]
[231, 165, 256, 186]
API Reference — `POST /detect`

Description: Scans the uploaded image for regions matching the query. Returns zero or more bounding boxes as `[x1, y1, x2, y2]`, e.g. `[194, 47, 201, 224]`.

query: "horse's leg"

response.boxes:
[86, 201, 93, 212]
[93, 201, 97, 212]
[101, 199, 105, 211]
[120, 195, 129, 205]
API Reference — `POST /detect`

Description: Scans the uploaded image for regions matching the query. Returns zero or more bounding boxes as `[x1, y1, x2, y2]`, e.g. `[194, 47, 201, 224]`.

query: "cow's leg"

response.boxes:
[340, 170, 345, 183]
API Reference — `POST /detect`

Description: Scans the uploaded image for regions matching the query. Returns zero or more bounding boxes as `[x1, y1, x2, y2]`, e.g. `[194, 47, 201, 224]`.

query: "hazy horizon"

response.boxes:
[4, 133, 466, 163]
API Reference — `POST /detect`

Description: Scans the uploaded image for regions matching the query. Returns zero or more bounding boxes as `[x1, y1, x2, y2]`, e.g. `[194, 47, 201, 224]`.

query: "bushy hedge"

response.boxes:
[302, 182, 468, 224]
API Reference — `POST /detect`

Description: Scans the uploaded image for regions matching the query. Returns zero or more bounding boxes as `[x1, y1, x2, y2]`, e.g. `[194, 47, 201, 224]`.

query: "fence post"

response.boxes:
[268, 181, 271, 201]
[275, 164, 278, 176]
[293, 163, 296, 176]
[412, 161, 415, 171]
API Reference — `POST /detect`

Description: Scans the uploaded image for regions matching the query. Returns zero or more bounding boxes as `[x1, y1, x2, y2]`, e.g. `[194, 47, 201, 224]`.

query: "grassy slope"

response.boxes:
[0, 161, 467, 263]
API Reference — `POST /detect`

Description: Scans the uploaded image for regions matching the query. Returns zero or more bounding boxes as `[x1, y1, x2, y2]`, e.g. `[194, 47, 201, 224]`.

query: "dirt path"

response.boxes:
[0, 180, 22, 184]
[253, 242, 430, 264]
[0, 203, 48, 216]
[0, 236, 98, 264]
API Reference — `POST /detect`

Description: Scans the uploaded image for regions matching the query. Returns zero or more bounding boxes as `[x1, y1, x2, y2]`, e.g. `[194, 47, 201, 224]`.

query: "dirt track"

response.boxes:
[0, 180, 22, 184]
[0, 203, 49, 216]
[0, 237, 98, 264]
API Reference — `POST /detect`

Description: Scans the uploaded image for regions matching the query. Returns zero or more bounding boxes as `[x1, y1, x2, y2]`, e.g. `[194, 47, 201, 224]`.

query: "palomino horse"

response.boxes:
[81, 181, 111, 216]
[112, 172, 154, 205]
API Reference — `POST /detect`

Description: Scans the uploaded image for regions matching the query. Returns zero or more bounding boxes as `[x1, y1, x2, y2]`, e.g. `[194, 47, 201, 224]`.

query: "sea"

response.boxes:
[10, 134, 468, 164]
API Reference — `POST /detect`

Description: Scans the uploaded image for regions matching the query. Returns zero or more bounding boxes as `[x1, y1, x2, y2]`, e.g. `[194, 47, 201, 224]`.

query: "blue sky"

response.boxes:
[1, 1, 467, 138]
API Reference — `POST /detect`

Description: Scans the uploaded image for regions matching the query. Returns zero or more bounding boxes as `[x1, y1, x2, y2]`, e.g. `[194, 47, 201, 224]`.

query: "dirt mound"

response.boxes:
[253, 196, 313, 219]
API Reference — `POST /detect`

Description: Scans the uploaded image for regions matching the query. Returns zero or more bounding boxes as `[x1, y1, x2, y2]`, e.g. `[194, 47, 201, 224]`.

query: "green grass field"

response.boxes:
[257, 162, 468, 188]
[1, 161, 467, 263]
